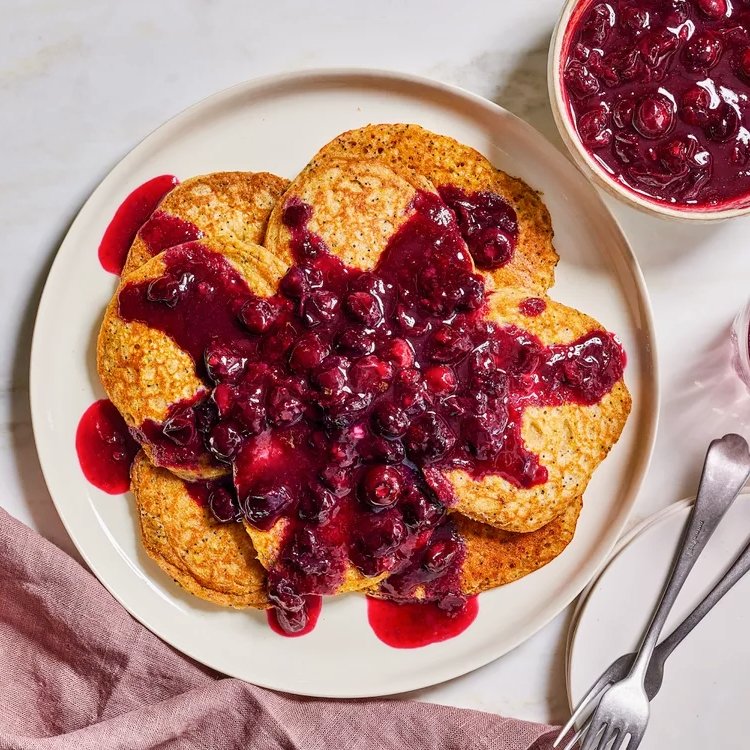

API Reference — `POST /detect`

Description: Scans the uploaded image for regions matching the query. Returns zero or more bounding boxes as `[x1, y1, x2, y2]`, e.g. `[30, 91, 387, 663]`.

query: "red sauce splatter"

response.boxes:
[98, 175, 179, 275]
[519, 297, 547, 317]
[366, 595, 478, 648]
[76, 400, 139, 494]
[267, 595, 323, 637]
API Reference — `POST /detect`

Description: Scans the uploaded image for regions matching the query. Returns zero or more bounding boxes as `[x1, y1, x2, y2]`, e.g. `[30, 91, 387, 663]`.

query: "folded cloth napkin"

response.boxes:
[0, 507, 560, 750]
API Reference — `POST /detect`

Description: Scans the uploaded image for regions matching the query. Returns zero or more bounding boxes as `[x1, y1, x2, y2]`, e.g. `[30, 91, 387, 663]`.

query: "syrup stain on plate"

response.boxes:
[76, 399, 139, 494]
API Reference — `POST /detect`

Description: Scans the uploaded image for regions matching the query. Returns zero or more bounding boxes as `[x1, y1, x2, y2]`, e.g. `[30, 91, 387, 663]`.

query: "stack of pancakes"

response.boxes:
[98, 125, 631, 612]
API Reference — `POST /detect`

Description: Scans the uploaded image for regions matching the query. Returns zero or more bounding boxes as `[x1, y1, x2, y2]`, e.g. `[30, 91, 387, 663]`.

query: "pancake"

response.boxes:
[244, 517, 387, 596]
[97, 239, 288, 480]
[264, 156, 444, 272]
[299, 124, 557, 292]
[123, 171, 288, 277]
[368, 498, 582, 603]
[431, 291, 630, 533]
[130, 452, 268, 609]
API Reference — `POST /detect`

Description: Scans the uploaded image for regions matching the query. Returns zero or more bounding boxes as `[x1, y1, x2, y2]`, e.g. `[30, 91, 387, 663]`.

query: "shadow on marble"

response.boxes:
[606, 200, 740, 274]
[491, 31, 563, 153]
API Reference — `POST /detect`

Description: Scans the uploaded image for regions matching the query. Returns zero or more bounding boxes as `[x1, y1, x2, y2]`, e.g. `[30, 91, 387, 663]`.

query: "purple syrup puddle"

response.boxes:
[116, 188, 624, 633]
[562, 0, 750, 208]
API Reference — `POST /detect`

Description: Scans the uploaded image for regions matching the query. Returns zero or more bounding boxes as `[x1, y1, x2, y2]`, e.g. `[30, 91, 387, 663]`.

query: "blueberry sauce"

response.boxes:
[437, 186, 519, 269]
[367, 595, 479, 648]
[519, 297, 548, 316]
[98, 176, 181, 275]
[76, 400, 140, 494]
[114, 189, 624, 635]
[267, 595, 322, 636]
[563, 0, 750, 209]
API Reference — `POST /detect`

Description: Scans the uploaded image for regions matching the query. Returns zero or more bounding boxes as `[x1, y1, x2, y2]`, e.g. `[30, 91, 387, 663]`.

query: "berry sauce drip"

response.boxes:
[267, 594, 323, 637]
[98, 175, 181, 275]
[76, 400, 140, 494]
[562, 0, 750, 208]
[115, 189, 624, 636]
[367, 594, 479, 648]
[519, 297, 547, 317]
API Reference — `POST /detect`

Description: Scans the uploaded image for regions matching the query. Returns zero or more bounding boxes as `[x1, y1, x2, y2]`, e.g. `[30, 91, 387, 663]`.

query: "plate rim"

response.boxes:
[29, 67, 660, 697]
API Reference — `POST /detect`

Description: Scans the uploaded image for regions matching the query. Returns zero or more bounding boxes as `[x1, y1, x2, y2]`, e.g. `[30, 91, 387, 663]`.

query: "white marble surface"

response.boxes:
[4, 0, 750, 725]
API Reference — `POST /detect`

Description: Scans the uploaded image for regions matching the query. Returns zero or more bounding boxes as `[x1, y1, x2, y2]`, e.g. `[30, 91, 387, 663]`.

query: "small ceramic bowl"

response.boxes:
[547, 0, 750, 222]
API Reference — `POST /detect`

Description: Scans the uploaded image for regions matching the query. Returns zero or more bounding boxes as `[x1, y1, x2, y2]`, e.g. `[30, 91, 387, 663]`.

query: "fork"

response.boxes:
[556, 434, 750, 750]
[556, 531, 750, 750]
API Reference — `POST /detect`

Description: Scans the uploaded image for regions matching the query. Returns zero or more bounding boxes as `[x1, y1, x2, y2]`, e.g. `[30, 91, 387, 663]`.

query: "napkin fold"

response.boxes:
[0, 507, 560, 750]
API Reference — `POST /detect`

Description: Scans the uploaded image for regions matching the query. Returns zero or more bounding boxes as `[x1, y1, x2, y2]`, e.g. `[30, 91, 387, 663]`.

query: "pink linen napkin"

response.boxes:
[0, 507, 561, 750]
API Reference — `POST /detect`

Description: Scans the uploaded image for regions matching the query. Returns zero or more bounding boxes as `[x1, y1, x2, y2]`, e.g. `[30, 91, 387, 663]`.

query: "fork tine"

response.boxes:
[580, 721, 607, 750]
[619, 728, 645, 750]
[553, 674, 613, 746]
[599, 726, 619, 750]
[560, 718, 591, 750]
[610, 729, 632, 750]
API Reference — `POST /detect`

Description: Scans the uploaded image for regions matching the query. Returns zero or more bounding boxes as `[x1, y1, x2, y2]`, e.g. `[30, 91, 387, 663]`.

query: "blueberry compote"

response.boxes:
[563, 0, 750, 208]
[116, 189, 624, 635]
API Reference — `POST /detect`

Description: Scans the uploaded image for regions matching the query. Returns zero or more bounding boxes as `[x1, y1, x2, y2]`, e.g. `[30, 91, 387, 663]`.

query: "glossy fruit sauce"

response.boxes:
[76, 400, 140, 494]
[562, 0, 750, 209]
[97, 175, 202, 275]
[367, 595, 479, 648]
[110, 184, 625, 637]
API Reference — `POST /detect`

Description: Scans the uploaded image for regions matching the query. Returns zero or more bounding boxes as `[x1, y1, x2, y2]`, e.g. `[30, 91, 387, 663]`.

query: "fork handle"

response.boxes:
[629, 434, 750, 682]
[652, 534, 750, 670]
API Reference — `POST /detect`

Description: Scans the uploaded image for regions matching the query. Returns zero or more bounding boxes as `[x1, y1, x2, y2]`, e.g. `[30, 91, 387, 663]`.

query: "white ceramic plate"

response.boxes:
[568, 495, 750, 750]
[30, 69, 657, 697]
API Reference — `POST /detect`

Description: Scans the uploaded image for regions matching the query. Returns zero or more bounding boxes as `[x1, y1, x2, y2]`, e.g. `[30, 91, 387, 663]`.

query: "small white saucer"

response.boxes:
[567, 494, 750, 750]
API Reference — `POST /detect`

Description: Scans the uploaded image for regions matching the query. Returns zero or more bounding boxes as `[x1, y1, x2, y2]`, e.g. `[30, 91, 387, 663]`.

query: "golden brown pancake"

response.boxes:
[97, 239, 288, 480]
[456, 497, 581, 595]
[299, 124, 557, 292]
[433, 290, 630, 533]
[264, 156, 440, 271]
[244, 517, 387, 595]
[131, 452, 268, 609]
[368, 499, 582, 602]
[123, 171, 288, 277]
[96, 129, 630, 614]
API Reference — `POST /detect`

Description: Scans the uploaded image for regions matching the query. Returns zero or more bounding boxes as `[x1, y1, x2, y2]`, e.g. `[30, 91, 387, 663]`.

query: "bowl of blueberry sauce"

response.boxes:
[550, 0, 750, 219]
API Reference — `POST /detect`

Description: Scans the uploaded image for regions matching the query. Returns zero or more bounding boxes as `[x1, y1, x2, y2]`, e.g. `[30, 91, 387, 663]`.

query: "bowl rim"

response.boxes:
[547, 0, 750, 222]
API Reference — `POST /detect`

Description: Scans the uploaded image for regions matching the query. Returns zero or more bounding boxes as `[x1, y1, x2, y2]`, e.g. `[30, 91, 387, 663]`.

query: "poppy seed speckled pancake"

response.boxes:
[426, 290, 630, 533]
[123, 171, 288, 277]
[369, 498, 582, 602]
[456, 497, 581, 595]
[97, 239, 289, 480]
[130, 452, 268, 609]
[298, 123, 557, 293]
[264, 157, 447, 273]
